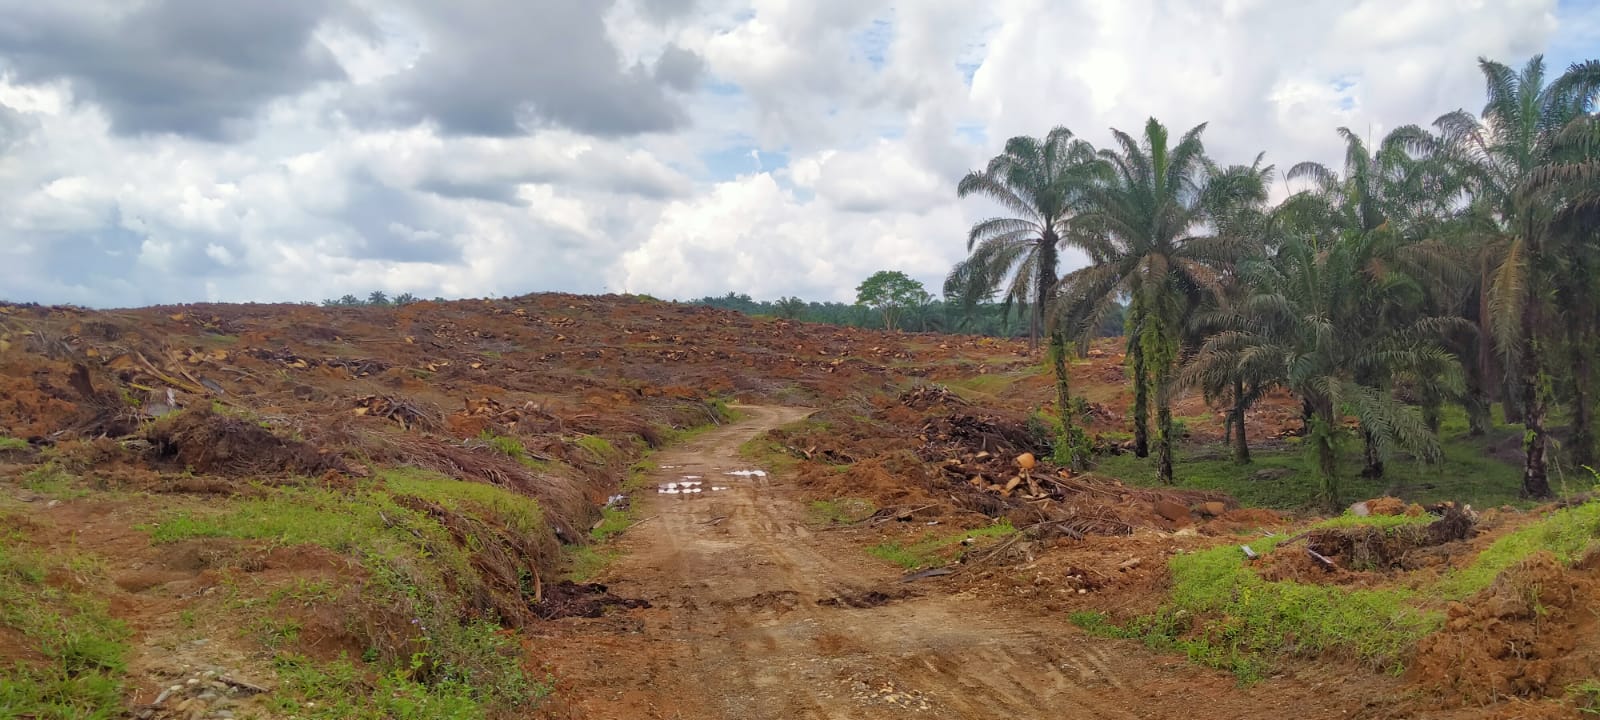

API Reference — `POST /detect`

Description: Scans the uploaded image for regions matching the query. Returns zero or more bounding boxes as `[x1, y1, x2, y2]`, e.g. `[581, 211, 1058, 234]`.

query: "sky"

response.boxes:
[0, 0, 1596, 308]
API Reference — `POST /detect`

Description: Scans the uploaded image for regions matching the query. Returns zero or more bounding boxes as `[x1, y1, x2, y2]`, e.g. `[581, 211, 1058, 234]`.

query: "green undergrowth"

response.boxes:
[1093, 428, 1526, 510]
[868, 521, 1016, 570]
[0, 436, 28, 451]
[0, 526, 130, 719]
[1075, 495, 1600, 684]
[1572, 679, 1600, 715]
[808, 498, 877, 525]
[20, 466, 90, 501]
[138, 468, 547, 717]
[267, 649, 551, 720]
[1436, 495, 1600, 597]
[1311, 512, 1435, 531]
[477, 431, 550, 471]
[573, 435, 617, 462]
[1073, 534, 1439, 683]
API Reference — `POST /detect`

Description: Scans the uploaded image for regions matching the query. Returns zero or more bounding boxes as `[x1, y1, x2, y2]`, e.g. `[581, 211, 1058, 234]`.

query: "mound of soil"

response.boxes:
[1409, 551, 1600, 706]
[1303, 505, 1475, 571]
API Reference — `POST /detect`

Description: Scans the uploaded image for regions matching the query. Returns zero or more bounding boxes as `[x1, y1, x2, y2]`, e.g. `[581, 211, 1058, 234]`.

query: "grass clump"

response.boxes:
[562, 546, 614, 582]
[1310, 512, 1435, 531]
[0, 533, 130, 719]
[267, 651, 551, 720]
[478, 431, 549, 471]
[1436, 496, 1600, 598]
[589, 507, 632, 542]
[808, 498, 876, 525]
[573, 435, 617, 462]
[20, 466, 88, 500]
[868, 521, 1016, 570]
[1572, 679, 1600, 716]
[0, 436, 27, 451]
[1090, 538, 1440, 683]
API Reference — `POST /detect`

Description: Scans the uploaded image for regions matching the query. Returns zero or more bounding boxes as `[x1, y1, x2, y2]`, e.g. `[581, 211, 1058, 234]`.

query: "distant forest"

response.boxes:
[686, 292, 1126, 338]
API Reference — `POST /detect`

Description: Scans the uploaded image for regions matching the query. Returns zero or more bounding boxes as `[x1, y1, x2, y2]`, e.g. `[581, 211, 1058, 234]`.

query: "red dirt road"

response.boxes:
[534, 407, 1399, 720]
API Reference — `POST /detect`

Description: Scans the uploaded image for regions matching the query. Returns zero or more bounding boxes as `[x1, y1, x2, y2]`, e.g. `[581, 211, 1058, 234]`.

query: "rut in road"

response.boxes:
[541, 406, 1388, 720]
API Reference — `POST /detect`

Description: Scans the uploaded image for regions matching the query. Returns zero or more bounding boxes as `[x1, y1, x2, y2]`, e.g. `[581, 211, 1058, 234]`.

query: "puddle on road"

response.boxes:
[657, 478, 737, 494]
[659, 474, 740, 494]
[725, 470, 767, 477]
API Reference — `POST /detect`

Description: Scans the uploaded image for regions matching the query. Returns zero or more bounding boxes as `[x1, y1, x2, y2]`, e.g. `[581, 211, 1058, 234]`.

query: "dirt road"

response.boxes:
[536, 407, 1390, 720]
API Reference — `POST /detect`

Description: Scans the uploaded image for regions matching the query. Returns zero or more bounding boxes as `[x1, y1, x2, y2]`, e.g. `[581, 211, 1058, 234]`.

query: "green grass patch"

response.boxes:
[477, 431, 550, 471]
[137, 475, 545, 715]
[868, 521, 1016, 570]
[807, 498, 876, 525]
[0, 533, 130, 719]
[0, 436, 27, 452]
[574, 435, 616, 462]
[1093, 427, 1527, 510]
[1310, 512, 1435, 531]
[1435, 496, 1600, 598]
[19, 466, 89, 501]
[267, 650, 551, 720]
[589, 507, 632, 542]
[1572, 678, 1600, 716]
[561, 546, 614, 582]
[1100, 538, 1440, 682]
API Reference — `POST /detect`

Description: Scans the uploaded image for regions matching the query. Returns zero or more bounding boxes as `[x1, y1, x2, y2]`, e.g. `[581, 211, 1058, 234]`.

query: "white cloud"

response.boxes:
[0, 0, 1585, 307]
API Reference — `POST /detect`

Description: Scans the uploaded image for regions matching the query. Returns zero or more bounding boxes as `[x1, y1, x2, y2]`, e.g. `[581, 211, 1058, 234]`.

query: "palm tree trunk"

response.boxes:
[1360, 429, 1385, 479]
[1127, 297, 1150, 458]
[1156, 400, 1174, 484]
[1422, 385, 1443, 435]
[1464, 370, 1491, 437]
[1568, 312, 1597, 470]
[1502, 373, 1525, 424]
[1312, 406, 1340, 512]
[1049, 330, 1085, 470]
[1231, 377, 1251, 464]
[1521, 300, 1553, 499]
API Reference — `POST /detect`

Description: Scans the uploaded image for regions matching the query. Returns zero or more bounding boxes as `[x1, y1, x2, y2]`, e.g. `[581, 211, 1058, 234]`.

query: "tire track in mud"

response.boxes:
[542, 406, 1383, 720]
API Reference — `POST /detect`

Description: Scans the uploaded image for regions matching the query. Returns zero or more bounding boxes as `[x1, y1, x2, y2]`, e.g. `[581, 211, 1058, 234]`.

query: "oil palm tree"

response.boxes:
[947, 127, 1102, 349]
[1285, 124, 1464, 479]
[1185, 229, 1459, 510]
[1055, 118, 1220, 482]
[1434, 55, 1600, 496]
[1182, 155, 1277, 464]
[948, 127, 1102, 464]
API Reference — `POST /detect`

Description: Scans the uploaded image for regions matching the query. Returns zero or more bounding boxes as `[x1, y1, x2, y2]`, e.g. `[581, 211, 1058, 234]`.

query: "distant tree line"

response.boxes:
[321, 291, 436, 307]
[687, 288, 1125, 338]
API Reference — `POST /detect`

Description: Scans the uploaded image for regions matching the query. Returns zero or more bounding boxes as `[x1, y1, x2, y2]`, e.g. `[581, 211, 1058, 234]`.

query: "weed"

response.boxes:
[562, 545, 614, 582]
[1435, 496, 1600, 597]
[137, 475, 545, 714]
[269, 651, 550, 720]
[589, 507, 632, 541]
[0, 539, 130, 719]
[20, 466, 88, 500]
[0, 436, 27, 451]
[574, 435, 616, 462]
[1107, 538, 1441, 683]
[807, 498, 876, 525]
[868, 521, 1016, 569]
[1572, 679, 1600, 715]
[1311, 512, 1435, 531]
